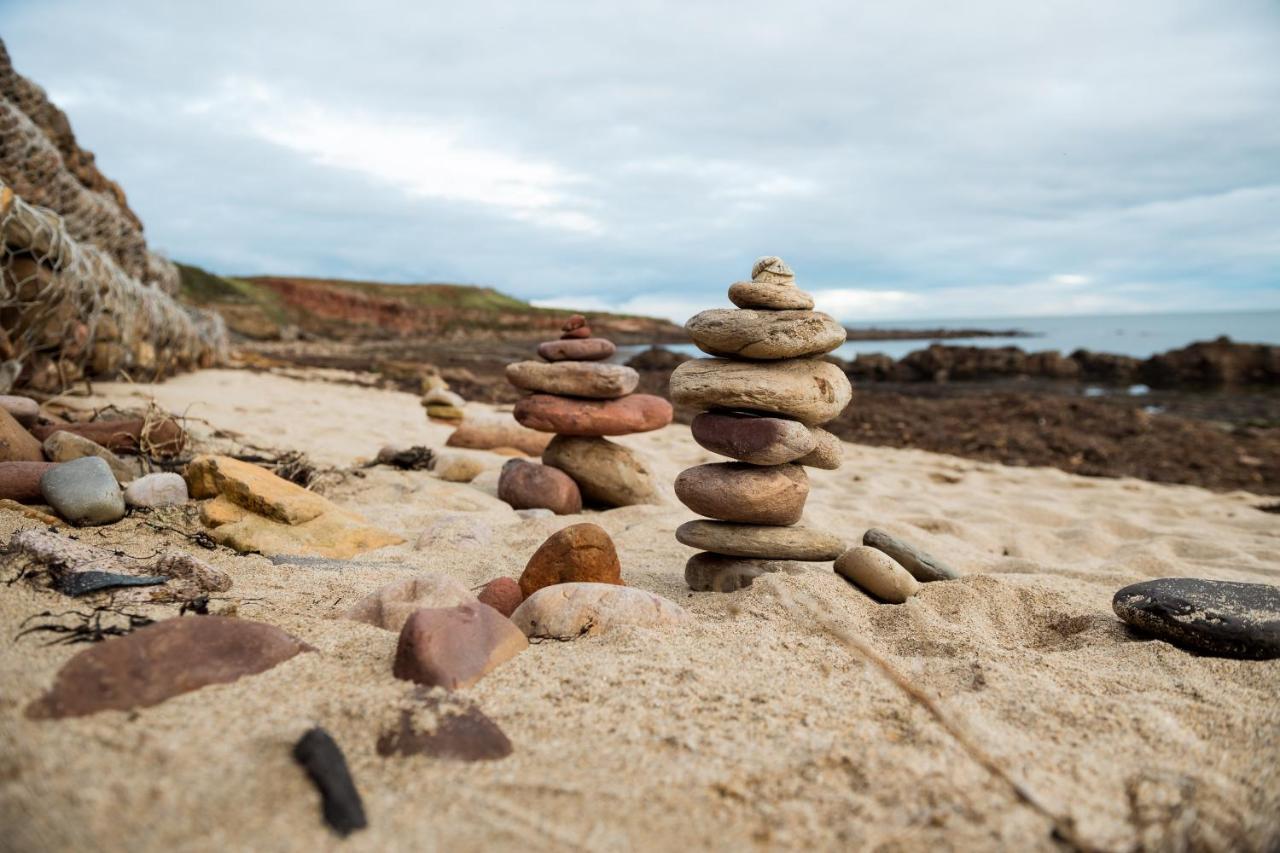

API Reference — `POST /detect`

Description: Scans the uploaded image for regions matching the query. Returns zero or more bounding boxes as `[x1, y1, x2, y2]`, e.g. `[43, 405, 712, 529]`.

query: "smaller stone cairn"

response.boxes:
[504, 314, 671, 511]
[670, 257, 852, 591]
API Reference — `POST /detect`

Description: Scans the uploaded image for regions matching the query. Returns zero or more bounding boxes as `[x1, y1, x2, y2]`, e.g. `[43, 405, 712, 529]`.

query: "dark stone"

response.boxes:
[59, 571, 167, 597]
[377, 692, 512, 761]
[863, 527, 960, 582]
[497, 458, 582, 515]
[32, 417, 186, 457]
[1112, 578, 1280, 659]
[293, 727, 368, 836]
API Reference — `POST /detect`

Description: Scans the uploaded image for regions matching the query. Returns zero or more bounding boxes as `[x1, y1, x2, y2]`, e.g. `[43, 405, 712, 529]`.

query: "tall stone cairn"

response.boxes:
[670, 257, 852, 592]
[504, 314, 672, 511]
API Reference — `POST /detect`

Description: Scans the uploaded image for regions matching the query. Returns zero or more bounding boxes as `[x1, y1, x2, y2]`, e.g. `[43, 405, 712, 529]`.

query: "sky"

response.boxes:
[4, 0, 1279, 323]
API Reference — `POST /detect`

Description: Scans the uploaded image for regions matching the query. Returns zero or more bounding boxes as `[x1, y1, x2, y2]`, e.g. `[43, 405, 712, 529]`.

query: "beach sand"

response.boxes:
[2, 368, 1278, 851]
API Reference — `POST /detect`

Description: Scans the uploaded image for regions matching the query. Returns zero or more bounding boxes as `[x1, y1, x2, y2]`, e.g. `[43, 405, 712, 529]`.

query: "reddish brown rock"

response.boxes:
[562, 314, 588, 333]
[25, 616, 313, 719]
[519, 522, 623, 598]
[392, 602, 528, 690]
[497, 459, 582, 515]
[0, 409, 43, 462]
[514, 393, 673, 436]
[537, 338, 616, 362]
[0, 461, 58, 503]
[675, 462, 809, 525]
[690, 412, 816, 465]
[477, 577, 523, 618]
[32, 417, 185, 456]
[560, 325, 592, 339]
[376, 690, 512, 761]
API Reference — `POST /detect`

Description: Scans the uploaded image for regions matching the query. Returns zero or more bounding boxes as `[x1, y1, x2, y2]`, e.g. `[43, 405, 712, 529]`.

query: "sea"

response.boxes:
[623, 310, 1280, 362]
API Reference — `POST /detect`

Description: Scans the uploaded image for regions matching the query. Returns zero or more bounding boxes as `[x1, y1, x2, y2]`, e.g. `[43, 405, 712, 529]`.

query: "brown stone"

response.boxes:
[537, 338, 616, 362]
[186, 455, 331, 525]
[835, 546, 920, 603]
[32, 417, 185, 457]
[675, 462, 809, 525]
[514, 393, 673, 436]
[497, 459, 582, 515]
[686, 309, 845, 359]
[392, 602, 528, 690]
[0, 395, 38, 427]
[561, 314, 588, 333]
[477, 577, 523, 618]
[446, 413, 552, 456]
[669, 358, 852, 426]
[541, 435, 660, 507]
[561, 326, 592, 339]
[341, 573, 478, 632]
[685, 553, 793, 592]
[511, 583, 690, 639]
[519, 522, 623, 598]
[751, 256, 795, 284]
[25, 616, 313, 719]
[676, 520, 845, 561]
[0, 461, 57, 503]
[797, 427, 843, 470]
[0, 408, 43, 462]
[690, 412, 815, 465]
[376, 691, 512, 761]
[507, 360, 639, 399]
[728, 281, 815, 310]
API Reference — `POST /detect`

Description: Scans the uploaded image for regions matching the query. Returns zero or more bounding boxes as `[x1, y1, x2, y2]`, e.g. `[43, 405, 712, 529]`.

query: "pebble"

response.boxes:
[445, 413, 552, 456]
[377, 690, 512, 761]
[293, 727, 367, 836]
[511, 582, 690, 639]
[675, 462, 808, 525]
[863, 527, 960, 582]
[676, 520, 845, 561]
[431, 451, 487, 483]
[422, 387, 465, 408]
[561, 326, 592, 339]
[685, 553, 792, 592]
[537, 338, 616, 362]
[26, 616, 313, 719]
[341, 572, 478, 632]
[797, 427, 843, 470]
[506, 360, 639, 399]
[497, 458, 582, 515]
[751, 256, 795, 284]
[519, 522, 623, 598]
[43, 431, 137, 484]
[690, 412, 816, 465]
[560, 314, 589, 335]
[514, 393, 673, 436]
[686, 309, 846, 360]
[835, 546, 920, 603]
[0, 460, 58, 503]
[669, 358, 852, 426]
[728, 281, 815, 311]
[122, 472, 189, 507]
[0, 407, 43, 462]
[0, 394, 38, 426]
[477, 577, 524, 618]
[425, 404, 465, 421]
[542, 435, 661, 507]
[39, 456, 125, 525]
[33, 417, 185, 456]
[392, 602, 529, 690]
[1112, 577, 1280, 659]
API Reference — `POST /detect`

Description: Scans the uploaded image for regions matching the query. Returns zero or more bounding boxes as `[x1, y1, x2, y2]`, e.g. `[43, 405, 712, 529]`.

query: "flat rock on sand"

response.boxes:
[341, 573, 479, 632]
[537, 338, 616, 362]
[514, 393, 673, 436]
[686, 309, 846, 360]
[690, 411, 816, 465]
[446, 413, 552, 456]
[511, 582, 690, 639]
[392, 602, 528, 690]
[677, 520, 845, 561]
[542, 435, 661, 507]
[506, 360, 639, 399]
[26, 616, 313, 719]
[675, 462, 808, 525]
[1112, 577, 1280, 659]
[670, 358, 852, 426]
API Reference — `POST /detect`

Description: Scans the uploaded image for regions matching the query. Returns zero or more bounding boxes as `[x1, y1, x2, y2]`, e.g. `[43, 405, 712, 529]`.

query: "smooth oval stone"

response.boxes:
[497, 459, 582, 515]
[669, 358, 852, 426]
[863, 527, 960, 582]
[446, 413, 551, 456]
[0, 395, 39, 427]
[0, 408, 44, 462]
[691, 411, 816, 465]
[835, 546, 920, 603]
[422, 387, 465, 408]
[676, 520, 845, 561]
[477, 577, 523, 618]
[506, 360, 639, 399]
[123, 472, 189, 508]
[44, 431, 136, 484]
[514, 393, 673, 436]
[675, 462, 808, 525]
[687, 309, 846, 360]
[561, 326, 592, 339]
[751, 256, 795, 284]
[728, 281, 815, 310]
[40, 456, 125, 525]
[537, 338, 616, 362]
[1113, 578, 1280, 659]
[797, 427, 843, 470]
[685, 553, 793, 592]
[511, 582, 689, 639]
[519, 522, 623, 598]
[0, 461, 58, 503]
[392, 602, 528, 690]
[542, 435, 660, 507]
[26, 616, 313, 719]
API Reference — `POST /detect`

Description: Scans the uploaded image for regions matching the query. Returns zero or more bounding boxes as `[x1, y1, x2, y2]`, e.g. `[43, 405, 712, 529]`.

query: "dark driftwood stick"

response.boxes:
[293, 727, 367, 836]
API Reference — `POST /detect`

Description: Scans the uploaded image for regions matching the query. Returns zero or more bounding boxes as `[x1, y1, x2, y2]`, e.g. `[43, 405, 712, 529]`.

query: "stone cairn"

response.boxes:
[670, 257, 852, 592]
[501, 314, 672, 513]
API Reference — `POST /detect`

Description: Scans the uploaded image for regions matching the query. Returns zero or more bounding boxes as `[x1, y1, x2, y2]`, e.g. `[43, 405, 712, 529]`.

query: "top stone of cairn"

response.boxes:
[751, 256, 795, 286]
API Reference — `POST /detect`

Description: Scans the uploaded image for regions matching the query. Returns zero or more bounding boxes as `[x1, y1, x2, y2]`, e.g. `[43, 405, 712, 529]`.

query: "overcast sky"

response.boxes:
[5, 0, 1279, 321]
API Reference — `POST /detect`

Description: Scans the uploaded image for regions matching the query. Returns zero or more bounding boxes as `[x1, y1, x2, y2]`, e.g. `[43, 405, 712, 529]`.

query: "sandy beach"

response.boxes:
[2, 367, 1277, 851]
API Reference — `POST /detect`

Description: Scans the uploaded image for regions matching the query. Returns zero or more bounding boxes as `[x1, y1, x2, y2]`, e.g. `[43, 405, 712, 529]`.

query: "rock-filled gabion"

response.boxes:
[504, 314, 672, 511]
[670, 257, 852, 591]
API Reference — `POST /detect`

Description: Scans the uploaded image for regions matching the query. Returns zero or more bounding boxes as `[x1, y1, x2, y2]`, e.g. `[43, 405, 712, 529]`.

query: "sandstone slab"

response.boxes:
[669, 358, 852, 426]
[514, 393, 673, 436]
[835, 546, 920, 603]
[687, 309, 846, 360]
[392, 602, 528, 690]
[519, 522, 622, 598]
[676, 462, 808, 525]
[341, 573, 477, 632]
[199, 494, 404, 558]
[690, 412, 816, 465]
[538, 338, 616, 362]
[728, 281, 815, 311]
[26, 616, 312, 719]
[186, 455, 330, 525]
[40, 456, 125, 525]
[498, 459, 582, 515]
[676, 520, 844, 561]
[507, 360, 639, 399]
[542, 435, 660, 507]
[511, 582, 690, 639]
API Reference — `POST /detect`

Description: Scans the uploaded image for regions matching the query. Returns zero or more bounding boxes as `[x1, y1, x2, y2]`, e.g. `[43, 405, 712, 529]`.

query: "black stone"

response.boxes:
[58, 572, 167, 597]
[293, 727, 367, 836]
[1112, 577, 1280, 660]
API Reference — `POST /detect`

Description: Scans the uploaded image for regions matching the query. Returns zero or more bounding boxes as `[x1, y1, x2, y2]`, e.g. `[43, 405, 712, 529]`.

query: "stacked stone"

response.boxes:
[504, 314, 671, 510]
[670, 257, 852, 592]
